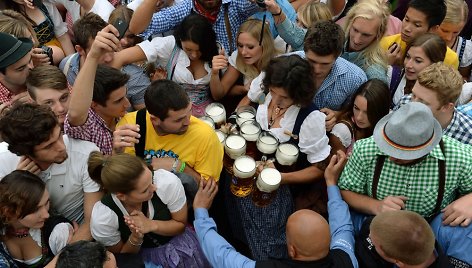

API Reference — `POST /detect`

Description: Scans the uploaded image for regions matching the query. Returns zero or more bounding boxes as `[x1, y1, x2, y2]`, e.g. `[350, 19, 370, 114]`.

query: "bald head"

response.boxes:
[286, 209, 331, 261]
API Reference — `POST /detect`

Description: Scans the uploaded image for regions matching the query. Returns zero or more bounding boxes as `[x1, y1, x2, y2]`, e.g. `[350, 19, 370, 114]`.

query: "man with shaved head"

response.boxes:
[192, 151, 358, 267]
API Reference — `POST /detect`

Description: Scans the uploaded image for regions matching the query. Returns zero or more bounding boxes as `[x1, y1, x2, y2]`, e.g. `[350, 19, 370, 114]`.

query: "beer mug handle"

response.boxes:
[229, 123, 239, 134]
[261, 155, 267, 162]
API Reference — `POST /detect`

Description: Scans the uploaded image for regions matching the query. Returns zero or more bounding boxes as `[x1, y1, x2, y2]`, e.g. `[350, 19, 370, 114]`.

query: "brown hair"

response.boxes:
[26, 65, 68, 100]
[0, 103, 58, 156]
[417, 62, 463, 105]
[0, 9, 39, 46]
[0, 170, 46, 229]
[370, 210, 435, 265]
[87, 152, 148, 194]
[304, 20, 344, 56]
[73, 13, 108, 50]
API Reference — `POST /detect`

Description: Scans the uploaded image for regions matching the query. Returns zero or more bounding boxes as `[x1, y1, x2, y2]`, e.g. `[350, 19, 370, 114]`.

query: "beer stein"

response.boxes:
[230, 155, 257, 197]
[256, 131, 279, 159]
[252, 168, 281, 207]
[236, 106, 256, 126]
[205, 103, 226, 129]
[199, 116, 215, 129]
[223, 134, 247, 174]
[240, 121, 261, 160]
[215, 129, 227, 145]
[275, 143, 299, 173]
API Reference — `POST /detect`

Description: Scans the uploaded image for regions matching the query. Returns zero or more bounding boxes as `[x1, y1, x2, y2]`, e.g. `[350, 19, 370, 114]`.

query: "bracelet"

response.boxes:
[128, 237, 143, 247]
[272, 9, 282, 16]
[171, 158, 179, 173]
[179, 161, 186, 173]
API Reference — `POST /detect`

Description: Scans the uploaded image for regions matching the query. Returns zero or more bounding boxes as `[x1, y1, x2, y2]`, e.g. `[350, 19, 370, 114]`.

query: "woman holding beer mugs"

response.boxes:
[329, 79, 390, 155]
[87, 152, 210, 267]
[233, 55, 331, 260]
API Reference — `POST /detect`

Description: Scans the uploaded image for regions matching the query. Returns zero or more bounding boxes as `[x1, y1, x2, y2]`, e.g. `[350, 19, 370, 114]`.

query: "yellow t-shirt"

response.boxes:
[380, 34, 459, 69]
[117, 111, 224, 180]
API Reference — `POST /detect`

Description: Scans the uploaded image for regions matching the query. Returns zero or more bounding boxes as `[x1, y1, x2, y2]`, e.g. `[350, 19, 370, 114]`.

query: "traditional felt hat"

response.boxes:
[373, 102, 442, 160]
[0, 32, 33, 69]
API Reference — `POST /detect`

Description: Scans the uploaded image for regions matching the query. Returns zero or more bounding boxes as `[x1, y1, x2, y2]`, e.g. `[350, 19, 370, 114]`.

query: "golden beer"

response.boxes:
[252, 168, 281, 207]
[256, 131, 279, 159]
[223, 134, 246, 175]
[240, 121, 261, 160]
[205, 103, 226, 129]
[230, 156, 256, 197]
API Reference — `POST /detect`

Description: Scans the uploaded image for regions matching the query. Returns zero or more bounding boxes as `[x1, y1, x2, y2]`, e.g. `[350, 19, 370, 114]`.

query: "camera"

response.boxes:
[256, 0, 266, 8]
[41, 46, 53, 64]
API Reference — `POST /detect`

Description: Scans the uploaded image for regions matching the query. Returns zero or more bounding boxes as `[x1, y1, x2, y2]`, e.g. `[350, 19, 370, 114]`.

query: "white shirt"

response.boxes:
[43, 1, 68, 37]
[0, 136, 101, 224]
[91, 169, 186, 246]
[256, 93, 331, 163]
[49, 0, 114, 23]
[138, 36, 212, 85]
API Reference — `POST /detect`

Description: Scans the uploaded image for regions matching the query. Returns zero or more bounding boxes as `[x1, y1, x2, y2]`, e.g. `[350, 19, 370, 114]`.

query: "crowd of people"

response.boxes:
[0, 0, 471, 267]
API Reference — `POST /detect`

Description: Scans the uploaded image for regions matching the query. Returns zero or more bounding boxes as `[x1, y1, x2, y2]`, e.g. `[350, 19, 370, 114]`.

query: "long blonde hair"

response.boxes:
[344, 0, 389, 70]
[297, 1, 332, 28]
[235, 19, 278, 80]
[443, 0, 468, 25]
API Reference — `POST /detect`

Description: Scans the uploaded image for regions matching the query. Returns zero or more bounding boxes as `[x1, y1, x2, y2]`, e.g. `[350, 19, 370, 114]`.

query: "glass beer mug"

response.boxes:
[236, 106, 256, 126]
[252, 167, 281, 207]
[275, 143, 299, 173]
[256, 131, 279, 159]
[205, 103, 226, 129]
[231, 155, 257, 197]
[223, 134, 246, 175]
[199, 116, 215, 129]
[240, 121, 261, 160]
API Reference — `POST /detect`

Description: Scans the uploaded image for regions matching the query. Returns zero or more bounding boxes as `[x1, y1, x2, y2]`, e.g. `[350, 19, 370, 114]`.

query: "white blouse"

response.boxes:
[138, 36, 212, 85]
[256, 93, 331, 163]
[90, 169, 186, 247]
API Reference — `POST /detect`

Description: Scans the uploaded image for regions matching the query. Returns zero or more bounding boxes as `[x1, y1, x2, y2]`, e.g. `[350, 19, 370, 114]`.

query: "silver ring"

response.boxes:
[120, 136, 125, 142]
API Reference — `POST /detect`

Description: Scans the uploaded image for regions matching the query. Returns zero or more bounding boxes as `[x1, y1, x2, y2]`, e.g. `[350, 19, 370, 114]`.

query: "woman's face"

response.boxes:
[181, 40, 202, 61]
[269, 86, 294, 109]
[125, 167, 157, 204]
[18, 190, 50, 229]
[437, 21, 465, 48]
[237, 32, 263, 66]
[352, 95, 370, 129]
[404, 46, 432, 81]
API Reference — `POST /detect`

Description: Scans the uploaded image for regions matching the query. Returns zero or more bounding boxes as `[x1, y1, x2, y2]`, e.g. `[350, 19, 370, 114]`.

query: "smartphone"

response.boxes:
[32, 0, 42, 7]
[388, 42, 398, 51]
[41, 46, 53, 63]
[113, 19, 129, 40]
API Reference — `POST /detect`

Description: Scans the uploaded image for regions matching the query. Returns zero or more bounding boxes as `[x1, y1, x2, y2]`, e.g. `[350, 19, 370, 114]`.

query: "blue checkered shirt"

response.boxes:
[458, 103, 472, 117]
[140, 0, 259, 53]
[397, 94, 472, 145]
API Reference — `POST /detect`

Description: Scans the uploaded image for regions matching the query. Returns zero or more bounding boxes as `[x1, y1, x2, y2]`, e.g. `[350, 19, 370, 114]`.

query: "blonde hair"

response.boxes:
[371, 211, 435, 265]
[297, 1, 332, 28]
[417, 62, 463, 105]
[0, 9, 39, 46]
[236, 19, 279, 80]
[344, 0, 389, 70]
[87, 152, 148, 194]
[443, 0, 468, 25]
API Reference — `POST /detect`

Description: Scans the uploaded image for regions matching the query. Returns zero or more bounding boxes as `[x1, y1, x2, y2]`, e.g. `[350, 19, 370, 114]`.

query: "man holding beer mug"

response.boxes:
[193, 151, 359, 267]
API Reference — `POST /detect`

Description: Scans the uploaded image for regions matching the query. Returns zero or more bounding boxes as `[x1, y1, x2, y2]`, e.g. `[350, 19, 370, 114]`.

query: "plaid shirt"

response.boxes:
[338, 136, 472, 218]
[458, 103, 472, 117]
[64, 109, 113, 155]
[141, 0, 259, 53]
[0, 82, 14, 104]
[397, 94, 472, 145]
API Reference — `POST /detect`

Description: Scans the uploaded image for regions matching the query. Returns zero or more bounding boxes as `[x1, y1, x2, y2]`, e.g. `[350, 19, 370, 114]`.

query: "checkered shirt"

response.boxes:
[0, 82, 14, 104]
[338, 136, 472, 218]
[64, 108, 113, 155]
[397, 94, 472, 145]
[313, 57, 368, 111]
[140, 0, 259, 54]
[458, 103, 472, 118]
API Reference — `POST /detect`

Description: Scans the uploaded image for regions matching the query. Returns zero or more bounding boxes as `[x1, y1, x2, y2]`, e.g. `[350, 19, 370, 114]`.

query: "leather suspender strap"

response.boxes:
[371, 155, 386, 200]
[224, 4, 234, 54]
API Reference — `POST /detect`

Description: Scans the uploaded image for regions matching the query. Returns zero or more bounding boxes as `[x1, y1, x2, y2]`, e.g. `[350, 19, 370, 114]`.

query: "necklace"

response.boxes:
[7, 227, 30, 238]
[268, 105, 286, 128]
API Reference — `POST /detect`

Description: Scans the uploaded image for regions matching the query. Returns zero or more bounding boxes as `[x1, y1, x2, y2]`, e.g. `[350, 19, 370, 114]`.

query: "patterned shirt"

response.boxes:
[397, 94, 472, 145]
[140, 0, 259, 53]
[458, 103, 472, 117]
[0, 82, 14, 104]
[64, 109, 113, 155]
[338, 136, 472, 218]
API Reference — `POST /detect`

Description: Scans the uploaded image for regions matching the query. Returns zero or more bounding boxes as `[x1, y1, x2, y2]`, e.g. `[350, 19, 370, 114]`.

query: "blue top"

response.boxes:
[276, 16, 306, 52]
[341, 48, 388, 84]
[59, 53, 149, 111]
[139, 0, 295, 54]
[458, 103, 472, 117]
[193, 185, 358, 268]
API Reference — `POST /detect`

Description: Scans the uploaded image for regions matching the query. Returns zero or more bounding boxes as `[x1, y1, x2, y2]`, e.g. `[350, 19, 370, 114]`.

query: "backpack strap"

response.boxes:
[389, 65, 403, 100]
[166, 41, 181, 81]
[134, 108, 147, 158]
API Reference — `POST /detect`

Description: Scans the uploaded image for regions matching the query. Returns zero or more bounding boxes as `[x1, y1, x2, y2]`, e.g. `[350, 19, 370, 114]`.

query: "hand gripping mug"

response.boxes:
[252, 167, 281, 207]
[230, 155, 257, 197]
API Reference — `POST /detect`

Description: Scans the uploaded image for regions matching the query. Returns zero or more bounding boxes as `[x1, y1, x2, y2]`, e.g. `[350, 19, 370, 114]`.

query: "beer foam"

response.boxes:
[226, 135, 245, 149]
[206, 106, 224, 116]
[279, 143, 298, 156]
[260, 168, 281, 185]
[241, 124, 260, 135]
[239, 111, 254, 119]
[235, 157, 256, 173]
[260, 135, 277, 145]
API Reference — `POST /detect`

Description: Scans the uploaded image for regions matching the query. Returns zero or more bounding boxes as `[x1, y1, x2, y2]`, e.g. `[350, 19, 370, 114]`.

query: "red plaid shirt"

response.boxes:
[64, 108, 114, 155]
[0, 82, 14, 104]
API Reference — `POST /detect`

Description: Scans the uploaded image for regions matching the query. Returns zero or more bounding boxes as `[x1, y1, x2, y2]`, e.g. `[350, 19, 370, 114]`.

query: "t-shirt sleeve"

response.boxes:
[298, 111, 331, 163]
[91, 202, 121, 247]
[337, 140, 370, 194]
[228, 50, 238, 68]
[153, 169, 186, 212]
[194, 127, 224, 180]
[137, 36, 175, 63]
[331, 123, 353, 148]
[44, 2, 68, 37]
[116, 113, 137, 155]
[247, 72, 265, 103]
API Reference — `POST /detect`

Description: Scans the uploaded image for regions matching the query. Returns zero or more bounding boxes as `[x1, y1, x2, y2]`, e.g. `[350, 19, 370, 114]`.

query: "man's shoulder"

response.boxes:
[442, 135, 472, 158]
[65, 135, 100, 155]
[186, 117, 219, 137]
[351, 137, 380, 156]
[331, 57, 367, 81]
[118, 110, 139, 126]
